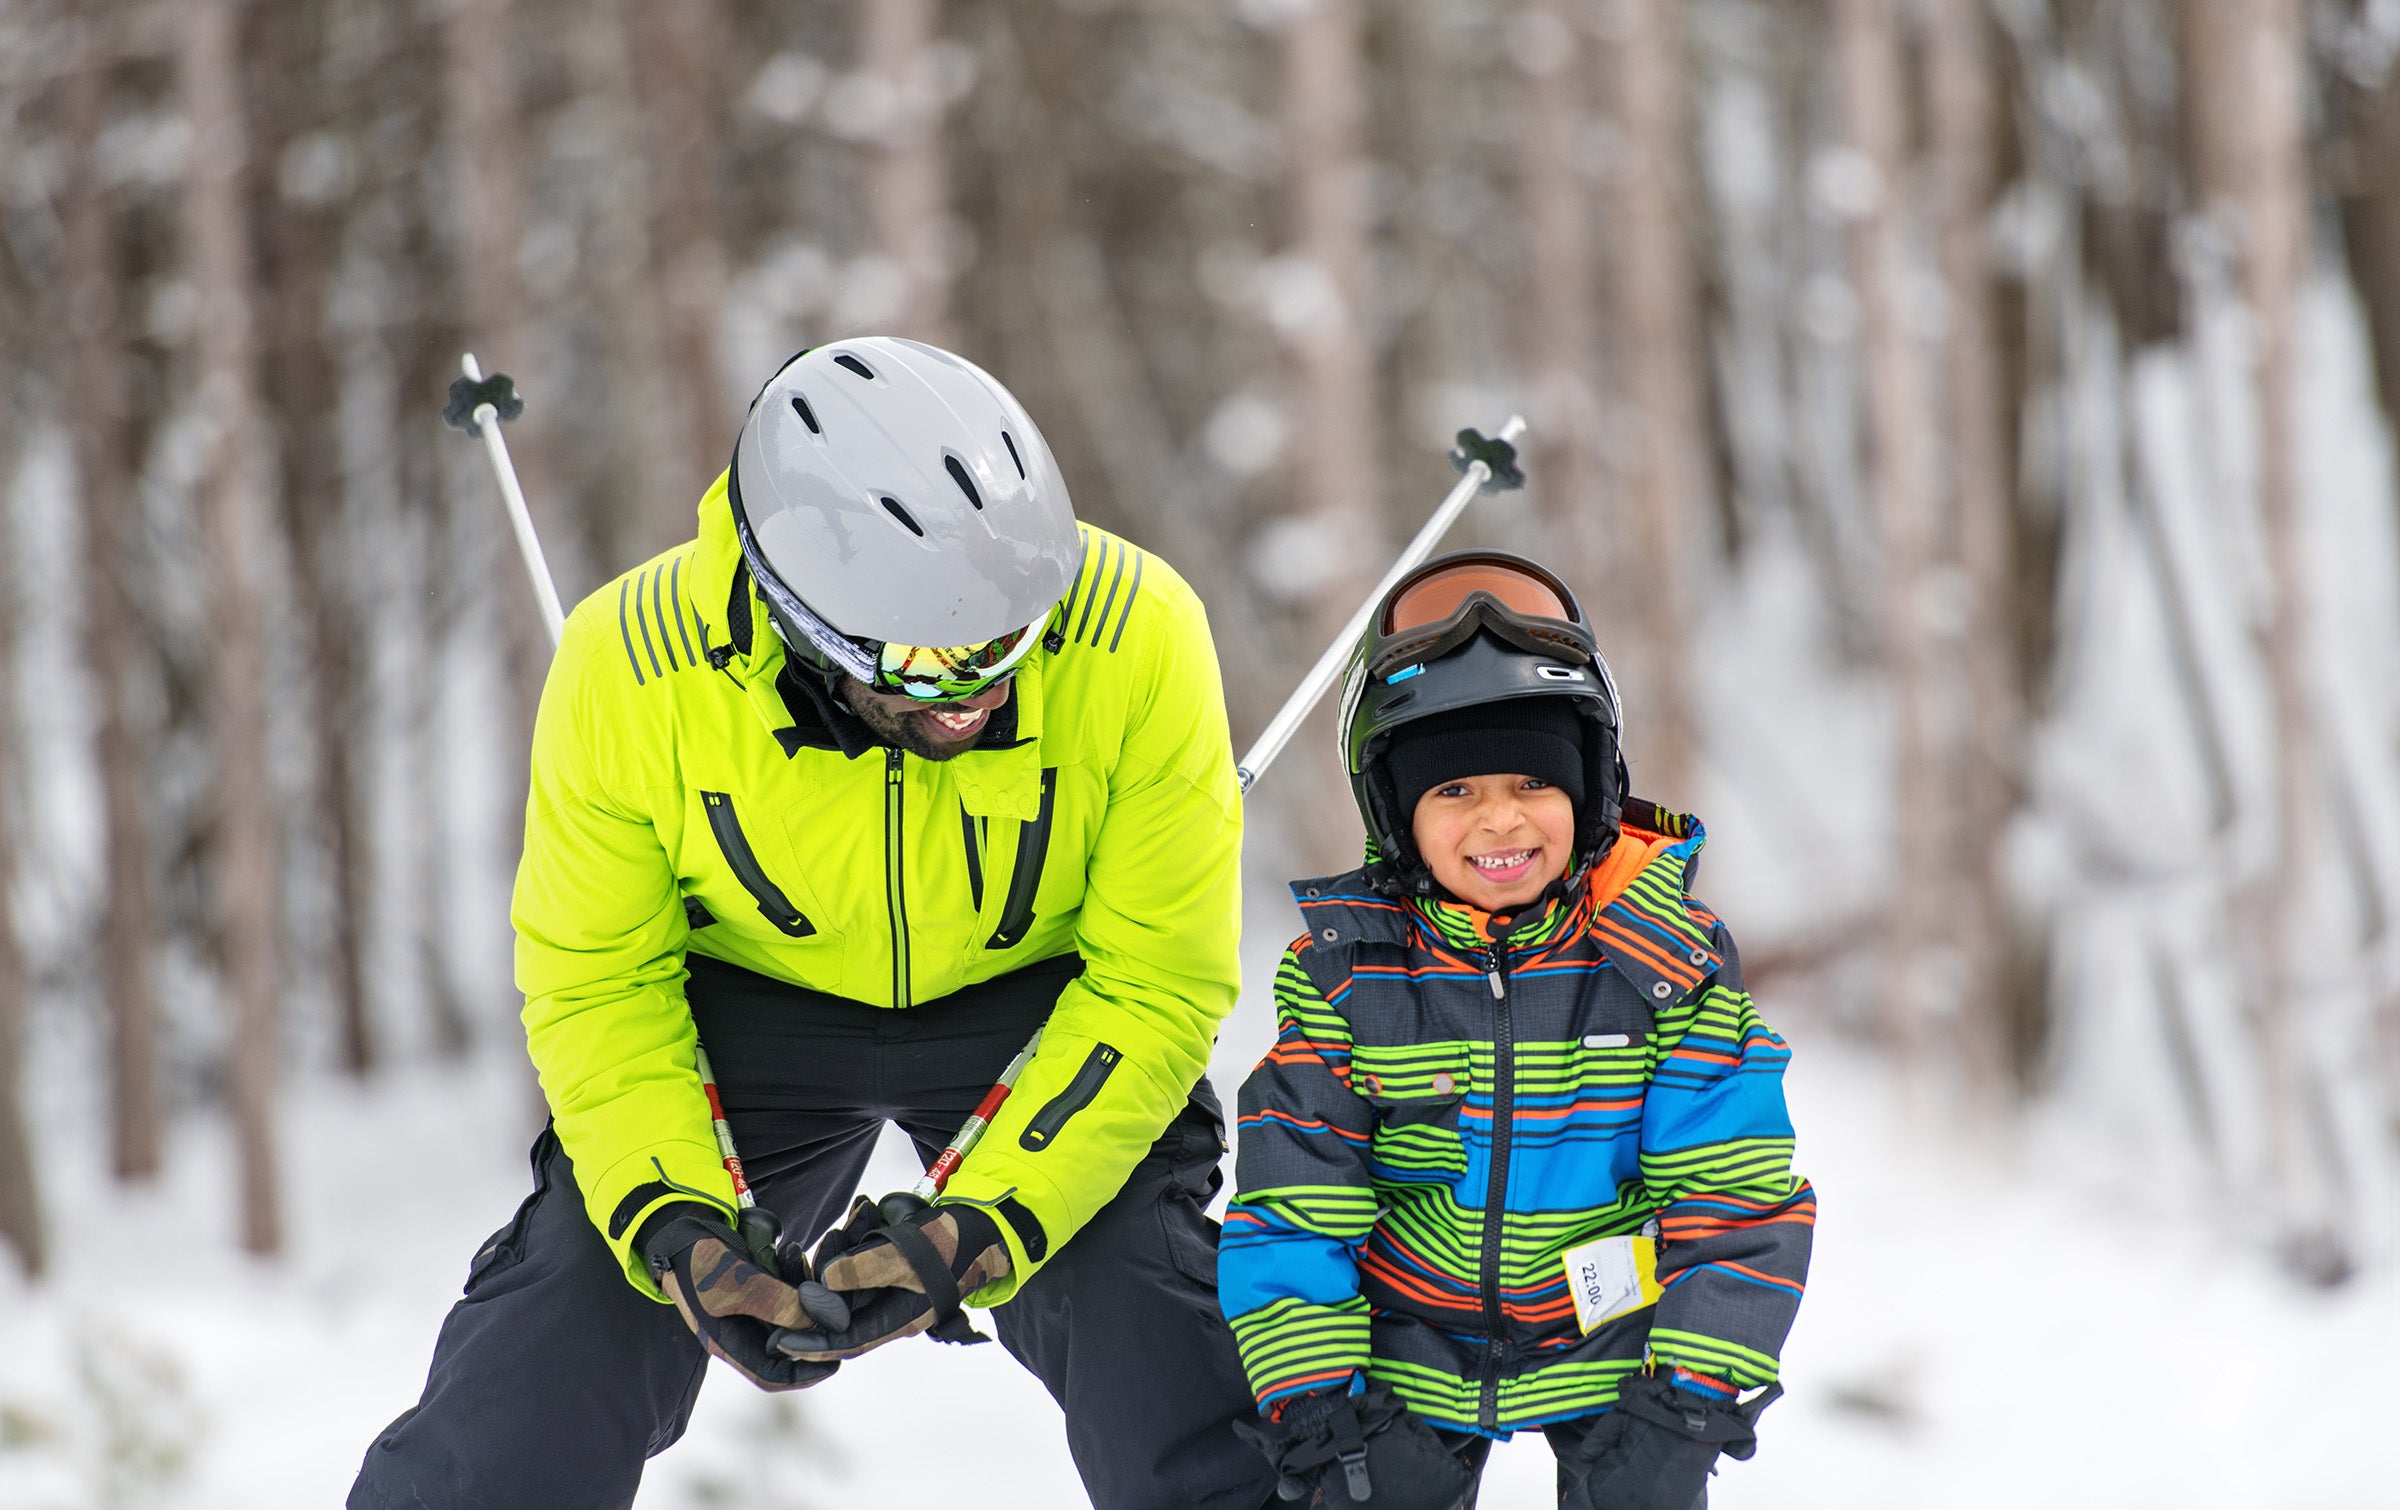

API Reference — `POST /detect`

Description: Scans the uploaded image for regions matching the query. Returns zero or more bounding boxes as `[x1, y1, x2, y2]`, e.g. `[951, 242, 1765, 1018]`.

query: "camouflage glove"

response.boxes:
[771, 1195, 1010, 1363]
[1559, 1374, 1781, 1510]
[638, 1204, 852, 1392]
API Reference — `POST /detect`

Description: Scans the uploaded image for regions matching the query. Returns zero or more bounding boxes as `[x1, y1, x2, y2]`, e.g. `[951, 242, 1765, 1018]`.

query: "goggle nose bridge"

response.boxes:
[1369, 591, 1597, 680]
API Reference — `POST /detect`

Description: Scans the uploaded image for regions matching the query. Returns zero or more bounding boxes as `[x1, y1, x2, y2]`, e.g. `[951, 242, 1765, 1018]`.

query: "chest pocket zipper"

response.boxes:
[700, 791, 815, 938]
[986, 767, 1058, 950]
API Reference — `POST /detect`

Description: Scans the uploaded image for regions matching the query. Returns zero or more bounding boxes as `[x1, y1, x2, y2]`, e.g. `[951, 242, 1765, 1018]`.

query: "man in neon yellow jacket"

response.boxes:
[352, 341, 1275, 1510]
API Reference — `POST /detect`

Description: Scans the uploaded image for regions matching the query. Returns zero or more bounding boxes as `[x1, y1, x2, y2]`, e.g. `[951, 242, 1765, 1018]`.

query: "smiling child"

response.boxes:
[1220, 552, 1815, 1510]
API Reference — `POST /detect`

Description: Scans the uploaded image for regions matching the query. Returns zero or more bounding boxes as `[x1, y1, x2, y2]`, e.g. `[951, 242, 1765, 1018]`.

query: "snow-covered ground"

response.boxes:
[1, 920, 2393, 1508]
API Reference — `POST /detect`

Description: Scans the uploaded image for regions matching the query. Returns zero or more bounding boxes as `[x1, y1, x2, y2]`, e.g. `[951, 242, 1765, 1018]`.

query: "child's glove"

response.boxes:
[1560, 1374, 1782, 1510]
[1233, 1383, 1475, 1509]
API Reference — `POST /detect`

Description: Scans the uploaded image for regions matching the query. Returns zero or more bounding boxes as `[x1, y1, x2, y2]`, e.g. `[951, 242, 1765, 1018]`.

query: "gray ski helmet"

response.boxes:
[727, 338, 1082, 686]
[1336, 550, 1626, 895]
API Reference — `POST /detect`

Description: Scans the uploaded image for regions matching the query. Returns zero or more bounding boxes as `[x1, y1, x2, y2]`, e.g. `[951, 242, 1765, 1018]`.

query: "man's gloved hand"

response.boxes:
[1232, 1382, 1475, 1510]
[771, 1194, 1011, 1363]
[1559, 1373, 1782, 1510]
[639, 1204, 852, 1392]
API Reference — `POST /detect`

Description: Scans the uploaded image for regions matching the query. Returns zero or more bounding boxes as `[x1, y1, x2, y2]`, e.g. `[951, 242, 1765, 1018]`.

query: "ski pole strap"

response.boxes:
[882, 1214, 989, 1346]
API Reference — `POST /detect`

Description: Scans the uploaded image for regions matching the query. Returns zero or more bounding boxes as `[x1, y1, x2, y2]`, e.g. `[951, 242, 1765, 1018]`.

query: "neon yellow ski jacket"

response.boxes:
[513, 475, 1243, 1300]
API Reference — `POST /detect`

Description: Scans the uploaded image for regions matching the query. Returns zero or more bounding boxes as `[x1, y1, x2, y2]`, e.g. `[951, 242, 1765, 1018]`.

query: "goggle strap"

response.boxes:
[1368, 600, 1597, 682]
[735, 515, 879, 683]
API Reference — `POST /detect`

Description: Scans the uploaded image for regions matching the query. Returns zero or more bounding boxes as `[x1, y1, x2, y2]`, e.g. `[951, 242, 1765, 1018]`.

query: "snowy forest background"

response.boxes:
[2, 0, 2399, 1504]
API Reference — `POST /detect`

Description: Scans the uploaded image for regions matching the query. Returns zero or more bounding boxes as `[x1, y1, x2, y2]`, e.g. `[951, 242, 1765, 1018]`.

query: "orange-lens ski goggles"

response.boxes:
[1372, 553, 1595, 673]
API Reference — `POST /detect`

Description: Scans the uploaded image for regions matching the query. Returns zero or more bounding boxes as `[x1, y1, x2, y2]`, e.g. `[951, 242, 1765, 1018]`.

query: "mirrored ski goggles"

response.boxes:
[1371, 552, 1598, 675]
[737, 514, 1040, 702]
[873, 624, 1040, 702]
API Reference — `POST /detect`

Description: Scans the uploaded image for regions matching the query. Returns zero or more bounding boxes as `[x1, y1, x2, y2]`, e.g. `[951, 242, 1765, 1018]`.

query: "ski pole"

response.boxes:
[1234, 418, 1527, 793]
[887, 419, 1526, 1218]
[444, 353, 782, 1271]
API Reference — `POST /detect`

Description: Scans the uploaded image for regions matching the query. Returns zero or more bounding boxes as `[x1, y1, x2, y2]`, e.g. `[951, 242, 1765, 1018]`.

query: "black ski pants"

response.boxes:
[349, 954, 1276, 1510]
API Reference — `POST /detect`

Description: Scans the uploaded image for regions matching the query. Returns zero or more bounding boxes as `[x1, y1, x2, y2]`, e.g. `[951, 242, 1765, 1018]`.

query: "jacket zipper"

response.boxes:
[1478, 943, 1515, 1433]
[961, 806, 984, 912]
[986, 767, 1058, 949]
[699, 792, 814, 938]
[885, 749, 911, 1008]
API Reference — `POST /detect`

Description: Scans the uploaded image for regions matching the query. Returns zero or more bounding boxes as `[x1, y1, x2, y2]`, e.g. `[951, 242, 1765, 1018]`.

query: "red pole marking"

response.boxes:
[700, 1077, 754, 1200]
[966, 1081, 1014, 1125]
[925, 1083, 1017, 1193]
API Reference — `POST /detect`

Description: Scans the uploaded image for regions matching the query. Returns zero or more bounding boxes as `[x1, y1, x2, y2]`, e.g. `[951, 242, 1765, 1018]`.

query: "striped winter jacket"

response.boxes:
[1218, 803, 1815, 1437]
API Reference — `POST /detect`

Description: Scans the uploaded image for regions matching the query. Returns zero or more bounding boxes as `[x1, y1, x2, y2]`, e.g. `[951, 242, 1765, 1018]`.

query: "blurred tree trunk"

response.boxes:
[1281, 0, 1383, 623]
[1835, 0, 1939, 1087]
[627, 0, 735, 490]
[254, 0, 375, 1079]
[2185, 0, 2338, 1268]
[443, 0, 550, 824]
[567, 15, 685, 568]
[861, 0, 954, 345]
[179, 0, 283, 1256]
[382, 1, 471, 1061]
[1515, 0, 1606, 607]
[1602, 0, 1702, 802]
[61, 36, 164, 1174]
[1279, 0, 1382, 871]
[969, 5, 1276, 727]
[1928, 0, 2019, 1101]
[2329, 6, 2400, 1109]
[0, 410, 42, 1280]
[2331, 37, 2400, 507]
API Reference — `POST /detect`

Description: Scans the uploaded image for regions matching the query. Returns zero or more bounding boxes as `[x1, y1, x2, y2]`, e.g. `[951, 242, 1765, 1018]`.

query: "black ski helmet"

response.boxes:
[1337, 550, 1626, 896]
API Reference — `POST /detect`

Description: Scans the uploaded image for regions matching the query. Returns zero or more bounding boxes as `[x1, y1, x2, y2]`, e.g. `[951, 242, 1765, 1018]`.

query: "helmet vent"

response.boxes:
[880, 496, 925, 537]
[1002, 431, 1026, 479]
[944, 454, 985, 510]
[789, 393, 820, 433]
[833, 352, 876, 381]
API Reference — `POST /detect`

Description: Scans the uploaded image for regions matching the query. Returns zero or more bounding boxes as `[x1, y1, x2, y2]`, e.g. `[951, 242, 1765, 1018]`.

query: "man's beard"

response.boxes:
[837, 680, 999, 761]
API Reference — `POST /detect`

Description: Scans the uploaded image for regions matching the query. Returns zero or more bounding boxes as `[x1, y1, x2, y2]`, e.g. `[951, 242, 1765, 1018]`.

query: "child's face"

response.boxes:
[1410, 774, 1576, 914]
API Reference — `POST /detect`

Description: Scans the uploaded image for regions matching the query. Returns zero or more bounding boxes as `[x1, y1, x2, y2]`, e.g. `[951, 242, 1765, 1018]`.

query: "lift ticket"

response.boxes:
[1562, 1234, 1663, 1333]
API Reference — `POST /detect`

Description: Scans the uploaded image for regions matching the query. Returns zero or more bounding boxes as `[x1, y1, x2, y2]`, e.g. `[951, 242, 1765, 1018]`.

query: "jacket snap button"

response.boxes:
[1431, 1072, 1456, 1096]
[1321, 928, 1339, 943]
[1305, 887, 1321, 897]
[1651, 981, 1672, 1000]
[1689, 949, 1708, 965]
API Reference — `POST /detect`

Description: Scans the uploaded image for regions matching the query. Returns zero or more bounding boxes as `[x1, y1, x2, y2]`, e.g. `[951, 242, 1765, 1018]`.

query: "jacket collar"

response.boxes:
[1288, 799, 1725, 1001]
